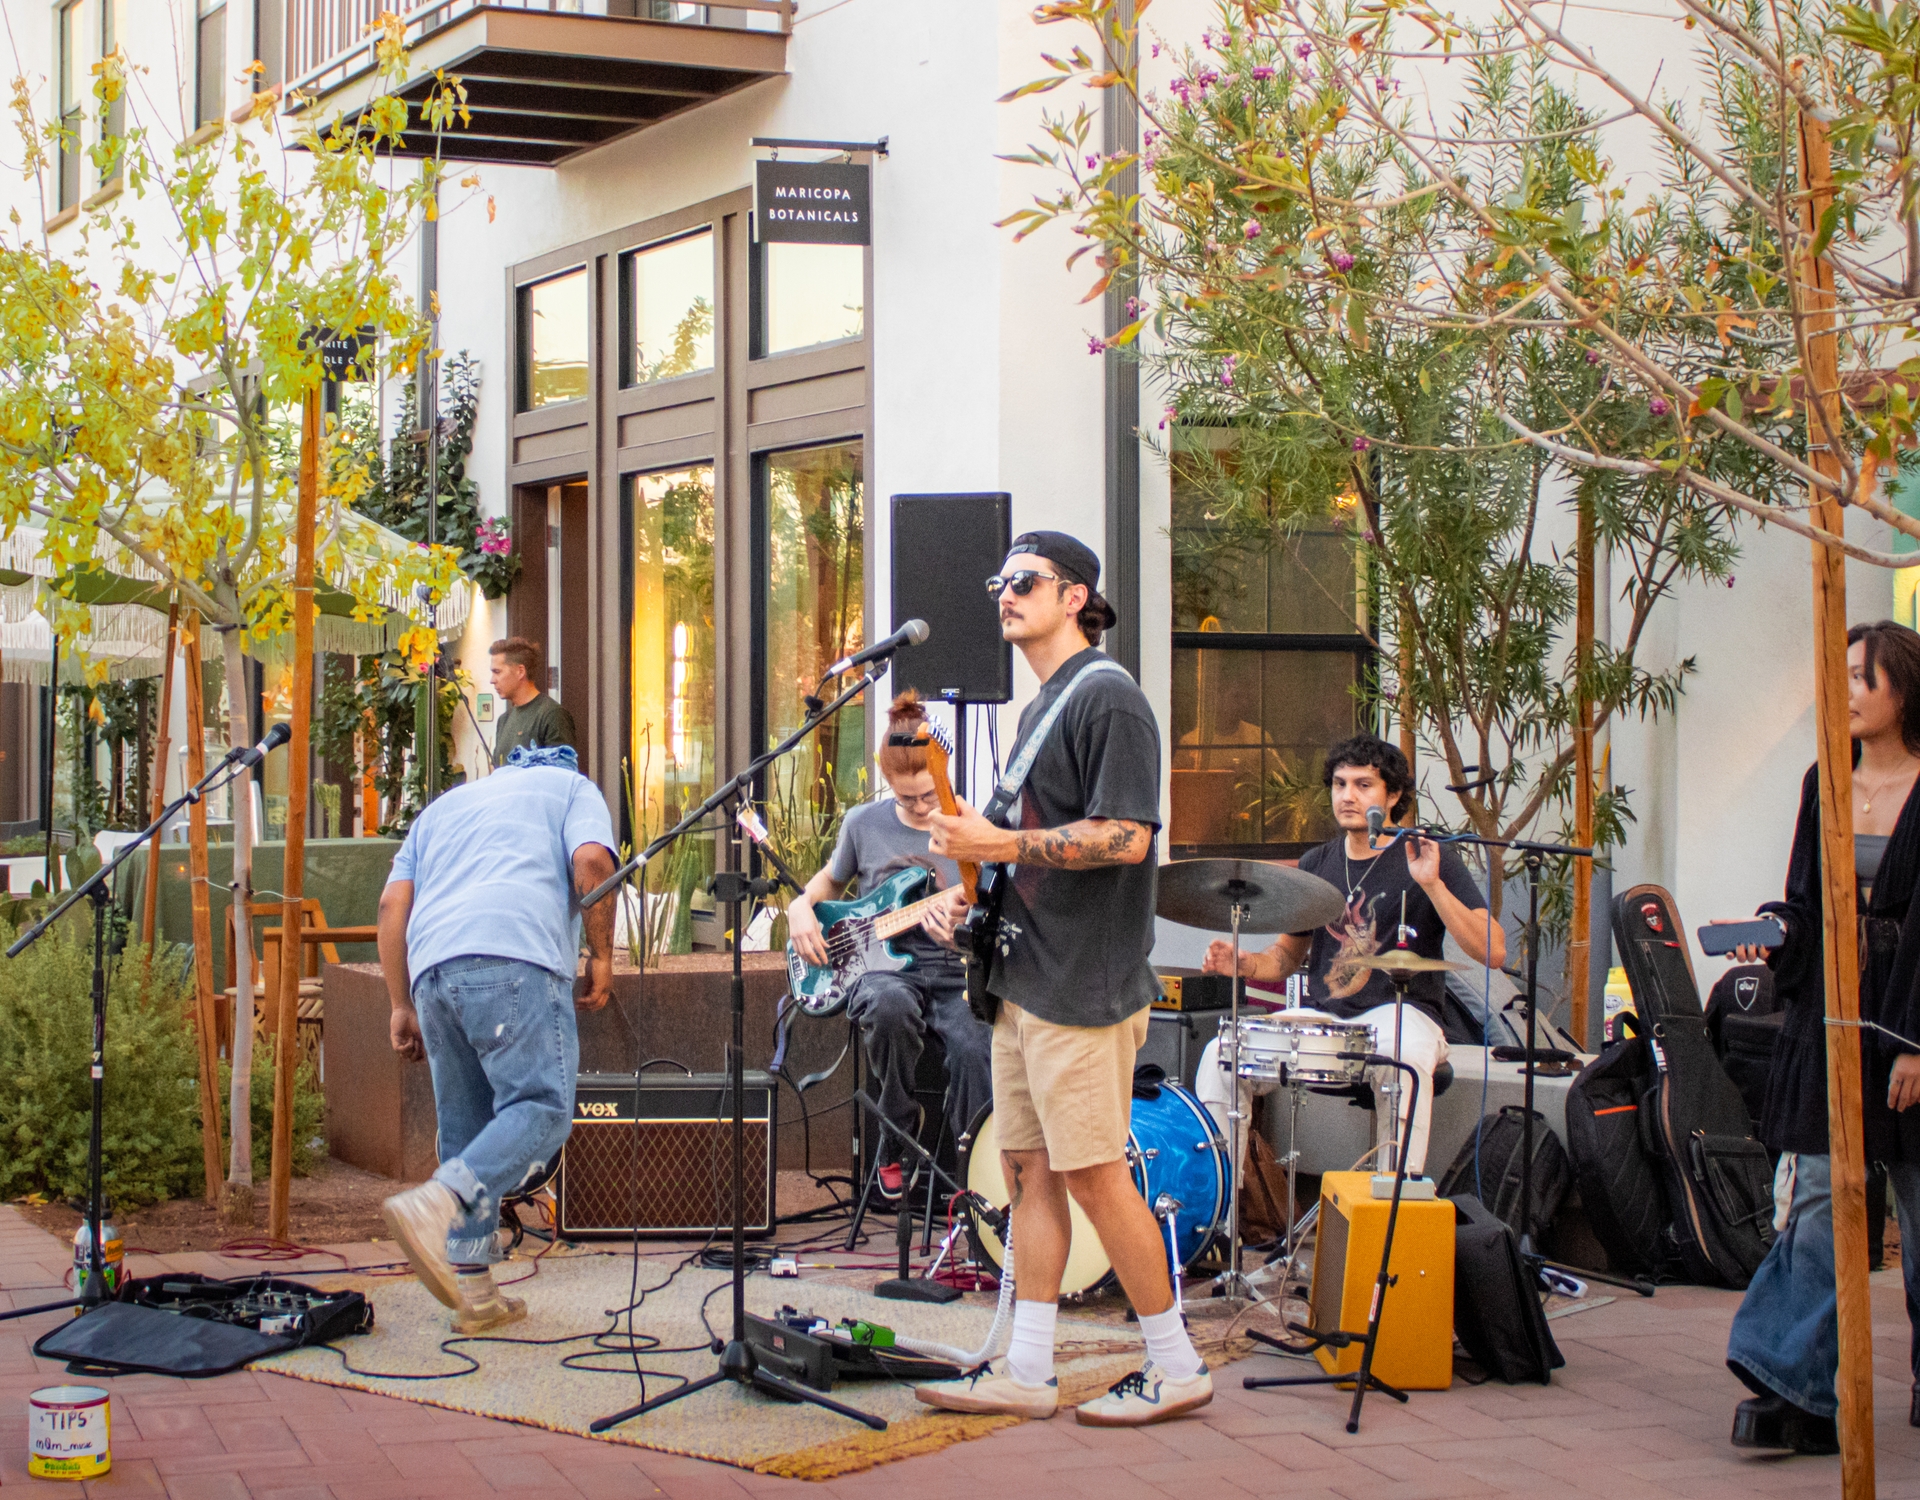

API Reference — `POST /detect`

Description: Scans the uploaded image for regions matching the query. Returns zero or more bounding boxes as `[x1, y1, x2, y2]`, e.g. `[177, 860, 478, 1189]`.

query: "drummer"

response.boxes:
[1196, 733, 1505, 1177]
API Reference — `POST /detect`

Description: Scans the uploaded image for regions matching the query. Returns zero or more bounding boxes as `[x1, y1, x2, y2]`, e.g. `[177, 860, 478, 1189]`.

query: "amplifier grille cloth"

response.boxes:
[559, 1120, 771, 1235]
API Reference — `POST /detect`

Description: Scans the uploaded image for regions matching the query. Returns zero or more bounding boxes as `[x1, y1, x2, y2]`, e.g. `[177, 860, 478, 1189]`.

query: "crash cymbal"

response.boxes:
[1155, 858, 1346, 936]
[1350, 949, 1469, 975]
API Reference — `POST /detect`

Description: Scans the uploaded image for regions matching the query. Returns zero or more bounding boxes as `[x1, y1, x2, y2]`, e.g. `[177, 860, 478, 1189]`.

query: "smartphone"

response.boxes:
[1697, 918, 1785, 956]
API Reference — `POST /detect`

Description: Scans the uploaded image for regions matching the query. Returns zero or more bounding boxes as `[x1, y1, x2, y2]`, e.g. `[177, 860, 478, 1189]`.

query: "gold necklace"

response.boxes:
[1859, 761, 1917, 814]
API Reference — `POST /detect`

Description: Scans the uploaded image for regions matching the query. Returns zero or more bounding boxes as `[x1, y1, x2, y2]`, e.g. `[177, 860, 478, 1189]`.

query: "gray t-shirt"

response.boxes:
[987, 649, 1162, 1027]
[826, 800, 961, 961]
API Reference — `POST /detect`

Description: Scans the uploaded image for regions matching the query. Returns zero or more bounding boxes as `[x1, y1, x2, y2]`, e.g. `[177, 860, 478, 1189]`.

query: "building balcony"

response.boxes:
[285, 1, 789, 166]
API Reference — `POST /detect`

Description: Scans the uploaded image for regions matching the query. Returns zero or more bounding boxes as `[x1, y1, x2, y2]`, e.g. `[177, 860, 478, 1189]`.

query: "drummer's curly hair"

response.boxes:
[1323, 734, 1415, 822]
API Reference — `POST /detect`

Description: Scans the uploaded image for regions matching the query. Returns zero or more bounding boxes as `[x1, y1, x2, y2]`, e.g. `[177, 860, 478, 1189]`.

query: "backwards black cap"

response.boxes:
[1006, 530, 1119, 630]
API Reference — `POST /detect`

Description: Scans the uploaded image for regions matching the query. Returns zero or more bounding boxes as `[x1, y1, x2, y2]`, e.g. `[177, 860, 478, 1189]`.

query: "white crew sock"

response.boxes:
[1005, 1299, 1058, 1385]
[1137, 1306, 1203, 1381]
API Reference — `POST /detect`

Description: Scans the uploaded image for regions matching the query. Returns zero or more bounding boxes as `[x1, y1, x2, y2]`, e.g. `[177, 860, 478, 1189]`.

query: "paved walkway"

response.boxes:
[3, 1204, 1918, 1498]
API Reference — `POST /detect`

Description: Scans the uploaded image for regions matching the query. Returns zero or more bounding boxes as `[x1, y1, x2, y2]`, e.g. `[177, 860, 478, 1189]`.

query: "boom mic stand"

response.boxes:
[2, 744, 261, 1324]
[588, 667, 889, 1435]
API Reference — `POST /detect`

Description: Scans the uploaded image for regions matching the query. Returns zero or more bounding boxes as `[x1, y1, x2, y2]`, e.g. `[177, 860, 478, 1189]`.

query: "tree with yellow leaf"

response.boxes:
[0, 19, 473, 1223]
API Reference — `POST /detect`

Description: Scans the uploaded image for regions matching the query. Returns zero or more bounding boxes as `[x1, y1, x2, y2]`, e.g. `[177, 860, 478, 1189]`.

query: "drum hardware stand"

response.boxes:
[2, 738, 263, 1327]
[1242, 1059, 1422, 1434]
[1214, 883, 1257, 1302]
[851, 1089, 1011, 1260]
[587, 668, 890, 1437]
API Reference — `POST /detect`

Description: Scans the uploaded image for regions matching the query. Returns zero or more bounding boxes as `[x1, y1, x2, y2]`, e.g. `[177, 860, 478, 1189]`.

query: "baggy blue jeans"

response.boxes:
[1726, 1151, 1920, 1415]
[413, 955, 578, 1266]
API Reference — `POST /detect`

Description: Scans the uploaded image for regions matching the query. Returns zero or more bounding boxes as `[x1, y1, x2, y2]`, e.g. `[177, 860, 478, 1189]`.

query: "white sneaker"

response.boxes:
[915, 1364, 1059, 1418]
[380, 1181, 463, 1310]
[1076, 1361, 1213, 1427]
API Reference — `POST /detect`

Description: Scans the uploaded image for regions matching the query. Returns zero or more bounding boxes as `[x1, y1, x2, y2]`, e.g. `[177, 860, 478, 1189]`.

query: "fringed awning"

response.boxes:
[0, 612, 167, 684]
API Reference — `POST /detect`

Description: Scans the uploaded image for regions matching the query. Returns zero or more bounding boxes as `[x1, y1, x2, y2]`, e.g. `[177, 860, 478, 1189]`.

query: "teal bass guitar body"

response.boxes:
[785, 865, 946, 1017]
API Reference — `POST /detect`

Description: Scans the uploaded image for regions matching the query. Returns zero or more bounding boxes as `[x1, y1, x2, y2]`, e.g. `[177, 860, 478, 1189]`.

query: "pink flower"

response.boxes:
[1649, 397, 1670, 416]
[1221, 355, 1238, 387]
[1151, 41, 1161, 57]
[1296, 40, 1313, 58]
[1088, 335, 1108, 355]
[1330, 250, 1355, 271]
[1585, 349, 1601, 364]
[1243, 219, 1261, 240]
[1251, 65, 1274, 81]
[1352, 435, 1371, 451]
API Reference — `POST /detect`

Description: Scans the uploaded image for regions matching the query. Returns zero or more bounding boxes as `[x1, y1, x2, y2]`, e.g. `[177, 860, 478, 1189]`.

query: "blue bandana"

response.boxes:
[505, 744, 580, 773]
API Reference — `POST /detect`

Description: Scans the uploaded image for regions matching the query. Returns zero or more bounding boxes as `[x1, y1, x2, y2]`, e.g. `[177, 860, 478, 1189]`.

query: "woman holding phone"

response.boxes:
[1720, 621, 1920, 1454]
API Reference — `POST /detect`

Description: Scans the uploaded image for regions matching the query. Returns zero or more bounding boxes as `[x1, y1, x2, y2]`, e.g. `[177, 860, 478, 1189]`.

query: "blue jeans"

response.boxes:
[1727, 1152, 1920, 1415]
[414, 956, 578, 1266]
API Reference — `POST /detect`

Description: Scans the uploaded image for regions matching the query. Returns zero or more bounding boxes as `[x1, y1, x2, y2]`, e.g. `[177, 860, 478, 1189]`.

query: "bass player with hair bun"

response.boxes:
[784, 691, 988, 1203]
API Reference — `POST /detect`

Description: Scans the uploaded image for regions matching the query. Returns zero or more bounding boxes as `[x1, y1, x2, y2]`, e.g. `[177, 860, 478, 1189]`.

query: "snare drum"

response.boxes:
[1225, 1015, 1374, 1086]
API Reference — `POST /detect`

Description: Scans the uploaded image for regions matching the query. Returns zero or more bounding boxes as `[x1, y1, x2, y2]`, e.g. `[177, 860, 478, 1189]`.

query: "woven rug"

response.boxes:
[260, 1250, 1248, 1479]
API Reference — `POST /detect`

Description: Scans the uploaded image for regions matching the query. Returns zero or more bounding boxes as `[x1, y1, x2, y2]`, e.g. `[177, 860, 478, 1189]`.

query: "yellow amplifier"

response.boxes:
[1152, 967, 1232, 1012]
[1307, 1172, 1455, 1390]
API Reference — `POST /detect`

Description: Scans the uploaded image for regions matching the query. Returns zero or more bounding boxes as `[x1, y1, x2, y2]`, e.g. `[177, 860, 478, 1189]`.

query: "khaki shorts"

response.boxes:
[990, 1001, 1151, 1173]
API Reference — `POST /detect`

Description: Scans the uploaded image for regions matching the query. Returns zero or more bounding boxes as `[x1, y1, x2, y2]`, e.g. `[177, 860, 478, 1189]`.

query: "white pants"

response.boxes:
[1195, 1003, 1450, 1177]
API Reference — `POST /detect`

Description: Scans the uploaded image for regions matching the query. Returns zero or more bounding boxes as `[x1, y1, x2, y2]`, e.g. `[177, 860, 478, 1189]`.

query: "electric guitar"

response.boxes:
[785, 724, 974, 1018]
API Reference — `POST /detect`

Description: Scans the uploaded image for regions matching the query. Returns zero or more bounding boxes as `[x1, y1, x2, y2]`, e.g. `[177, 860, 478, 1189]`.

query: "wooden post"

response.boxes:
[1570, 489, 1596, 1043]
[270, 385, 321, 1242]
[182, 614, 225, 1205]
[1797, 109, 1875, 1499]
[362, 701, 379, 836]
[1397, 597, 1417, 824]
[141, 599, 181, 950]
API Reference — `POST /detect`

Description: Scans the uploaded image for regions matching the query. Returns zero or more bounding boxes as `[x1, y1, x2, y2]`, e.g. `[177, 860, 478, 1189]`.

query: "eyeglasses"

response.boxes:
[893, 789, 942, 811]
[985, 569, 1063, 600]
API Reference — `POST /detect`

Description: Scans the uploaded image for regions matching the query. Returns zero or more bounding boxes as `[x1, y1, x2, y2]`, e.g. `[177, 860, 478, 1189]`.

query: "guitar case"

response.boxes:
[1609, 885, 1775, 1289]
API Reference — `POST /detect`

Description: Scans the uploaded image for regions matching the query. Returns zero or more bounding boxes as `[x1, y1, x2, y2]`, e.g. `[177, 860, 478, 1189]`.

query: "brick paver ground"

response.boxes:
[3, 1204, 1918, 1498]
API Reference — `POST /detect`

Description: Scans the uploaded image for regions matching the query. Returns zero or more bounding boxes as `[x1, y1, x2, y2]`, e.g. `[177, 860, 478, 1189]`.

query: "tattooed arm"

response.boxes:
[928, 802, 1154, 868]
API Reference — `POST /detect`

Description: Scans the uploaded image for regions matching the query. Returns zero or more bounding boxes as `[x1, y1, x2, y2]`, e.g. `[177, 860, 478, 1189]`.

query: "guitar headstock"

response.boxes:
[887, 723, 975, 897]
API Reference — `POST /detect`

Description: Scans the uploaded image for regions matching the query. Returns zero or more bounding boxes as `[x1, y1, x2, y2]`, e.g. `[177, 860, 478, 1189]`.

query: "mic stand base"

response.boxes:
[590, 1341, 889, 1433]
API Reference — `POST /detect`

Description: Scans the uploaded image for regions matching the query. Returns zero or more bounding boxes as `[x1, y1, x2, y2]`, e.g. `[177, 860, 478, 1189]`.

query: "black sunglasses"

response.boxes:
[985, 569, 1063, 600]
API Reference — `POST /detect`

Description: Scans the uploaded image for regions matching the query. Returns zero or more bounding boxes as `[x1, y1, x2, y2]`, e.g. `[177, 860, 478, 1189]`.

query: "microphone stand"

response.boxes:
[588, 664, 890, 1435]
[1, 749, 258, 1324]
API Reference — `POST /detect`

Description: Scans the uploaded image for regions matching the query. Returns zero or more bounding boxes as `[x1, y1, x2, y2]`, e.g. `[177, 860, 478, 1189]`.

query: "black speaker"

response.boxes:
[889, 493, 1013, 704]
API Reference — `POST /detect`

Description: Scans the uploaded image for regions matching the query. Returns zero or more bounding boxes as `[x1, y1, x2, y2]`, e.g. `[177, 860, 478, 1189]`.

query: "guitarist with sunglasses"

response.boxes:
[915, 531, 1211, 1429]
[784, 692, 989, 1202]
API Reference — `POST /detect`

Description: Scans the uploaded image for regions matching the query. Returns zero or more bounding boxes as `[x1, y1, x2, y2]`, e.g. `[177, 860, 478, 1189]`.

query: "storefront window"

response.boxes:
[521, 268, 589, 410]
[763, 442, 864, 814]
[629, 466, 717, 830]
[762, 243, 864, 355]
[1169, 447, 1369, 853]
[624, 231, 715, 385]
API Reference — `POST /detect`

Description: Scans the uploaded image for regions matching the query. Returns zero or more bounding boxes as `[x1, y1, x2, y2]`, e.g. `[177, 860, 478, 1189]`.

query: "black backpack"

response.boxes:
[1705, 965, 1783, 1135]
[1564, 1015, 1677, 1279]
[1435, 1106, 1572, 1240]
[1449, 1193, 1564, 1383]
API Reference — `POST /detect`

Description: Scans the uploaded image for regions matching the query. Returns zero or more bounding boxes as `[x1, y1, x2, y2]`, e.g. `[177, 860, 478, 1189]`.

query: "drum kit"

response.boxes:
[956, 857, 1466, 1303]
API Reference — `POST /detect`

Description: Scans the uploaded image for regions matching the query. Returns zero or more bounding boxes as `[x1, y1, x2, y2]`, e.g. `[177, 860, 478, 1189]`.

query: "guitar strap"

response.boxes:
[982, 657, 1131, 829]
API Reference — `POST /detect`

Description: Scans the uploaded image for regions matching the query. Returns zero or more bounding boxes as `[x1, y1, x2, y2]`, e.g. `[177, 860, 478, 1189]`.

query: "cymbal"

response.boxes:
[1155, 858, 1345, 936]
[1350, 949, 1469, 975]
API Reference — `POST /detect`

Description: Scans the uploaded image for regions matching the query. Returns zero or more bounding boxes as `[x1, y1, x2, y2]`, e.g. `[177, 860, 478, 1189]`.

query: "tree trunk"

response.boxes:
[1397, 598, 1417, 826]
[1797, 108, 1875, 1499]
[222, 625, 257, 1226]
[1570, 490, 1596, 1043]
[141, 600, 180, 950]
[270, 387, 320, 1242]
[182, 615, 225, 1205]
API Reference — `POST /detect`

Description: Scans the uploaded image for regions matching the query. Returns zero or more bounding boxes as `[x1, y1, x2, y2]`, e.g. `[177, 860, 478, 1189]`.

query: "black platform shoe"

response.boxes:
[1731, 1393, 1840, 1454]
[1910, 1384, 1918, 1429]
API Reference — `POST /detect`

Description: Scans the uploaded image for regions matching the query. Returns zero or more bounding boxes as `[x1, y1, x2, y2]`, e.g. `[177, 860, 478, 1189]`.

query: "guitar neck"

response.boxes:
[871, 890, 949, 942]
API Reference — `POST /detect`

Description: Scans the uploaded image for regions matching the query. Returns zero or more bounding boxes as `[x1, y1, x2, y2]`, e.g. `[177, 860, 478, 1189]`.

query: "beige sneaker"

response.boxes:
[915, 1365, 1058, 1419]
[380, 1181, 462, 1309]
[451, 1267, 527, 1335]
[1076, 1362, 1213, 1427]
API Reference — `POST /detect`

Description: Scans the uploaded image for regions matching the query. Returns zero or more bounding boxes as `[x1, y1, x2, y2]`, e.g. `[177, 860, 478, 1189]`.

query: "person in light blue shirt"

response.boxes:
[375, 745, 617, 1333]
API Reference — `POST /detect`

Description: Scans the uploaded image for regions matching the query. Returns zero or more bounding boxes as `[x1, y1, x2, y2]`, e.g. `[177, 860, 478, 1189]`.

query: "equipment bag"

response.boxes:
[1434, 1106, 1572, 1240]
[1612, 886, 1776, 1289]
[1563, 1018, 1676, 1280]
[1448, 1192, 1564, 1384]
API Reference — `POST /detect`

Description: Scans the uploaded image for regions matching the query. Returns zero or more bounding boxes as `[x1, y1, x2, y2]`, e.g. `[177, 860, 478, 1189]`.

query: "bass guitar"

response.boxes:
[907, 725, 1001, 1020]
[784, 723, 974, 1018]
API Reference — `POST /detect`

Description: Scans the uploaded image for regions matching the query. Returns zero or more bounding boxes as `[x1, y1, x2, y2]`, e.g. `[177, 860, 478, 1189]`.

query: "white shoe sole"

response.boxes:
[1076, 1384, 1214, 1427]
[381, 1193, 462, 1310]
[914, 1384, 1058, 1420]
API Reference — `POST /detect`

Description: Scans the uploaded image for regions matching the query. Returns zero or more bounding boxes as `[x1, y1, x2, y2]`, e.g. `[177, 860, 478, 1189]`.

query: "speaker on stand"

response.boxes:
[888, 492, 1013, 799]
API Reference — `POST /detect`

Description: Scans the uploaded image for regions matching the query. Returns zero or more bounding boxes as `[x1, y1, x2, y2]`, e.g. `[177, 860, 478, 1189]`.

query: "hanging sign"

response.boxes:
[755, 160, 870, 246]
[300, 325, 377, 382]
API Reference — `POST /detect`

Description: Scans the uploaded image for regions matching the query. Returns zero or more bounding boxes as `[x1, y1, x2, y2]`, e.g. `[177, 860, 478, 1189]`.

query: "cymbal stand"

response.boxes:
[1212, 883, 1256, 1302]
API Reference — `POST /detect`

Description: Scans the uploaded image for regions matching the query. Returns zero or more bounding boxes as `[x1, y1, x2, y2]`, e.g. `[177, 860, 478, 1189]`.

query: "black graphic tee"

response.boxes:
[987, 650, 1163, 1028]
[1293, 835, 1490, 1023]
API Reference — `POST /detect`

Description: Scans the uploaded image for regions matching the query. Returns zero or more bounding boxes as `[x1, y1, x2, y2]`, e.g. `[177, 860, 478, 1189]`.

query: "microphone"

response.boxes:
[827, 619, 929, 677]
[232, 722, 292, 769]
[1366, 806, 1386, 847]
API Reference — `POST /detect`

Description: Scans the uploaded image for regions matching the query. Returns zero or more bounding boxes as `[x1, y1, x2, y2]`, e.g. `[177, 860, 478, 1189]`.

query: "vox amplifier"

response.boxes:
[1307, 1171, 1456, 1390]
[555, 1071, 777, 1239]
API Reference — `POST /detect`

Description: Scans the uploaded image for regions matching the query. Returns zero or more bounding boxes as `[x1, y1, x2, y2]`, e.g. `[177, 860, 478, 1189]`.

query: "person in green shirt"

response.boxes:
[488, 637, 579, 769]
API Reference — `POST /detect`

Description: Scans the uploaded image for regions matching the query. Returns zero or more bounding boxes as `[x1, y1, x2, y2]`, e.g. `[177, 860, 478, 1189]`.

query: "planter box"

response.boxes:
[323, 954, 856, 1182]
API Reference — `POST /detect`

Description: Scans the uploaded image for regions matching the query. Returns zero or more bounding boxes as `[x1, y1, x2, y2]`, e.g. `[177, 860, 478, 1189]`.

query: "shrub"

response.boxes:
[0, 917, 324, 1206]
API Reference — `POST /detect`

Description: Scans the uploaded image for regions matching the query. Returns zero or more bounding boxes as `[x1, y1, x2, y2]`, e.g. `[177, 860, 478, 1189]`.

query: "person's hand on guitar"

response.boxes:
[921, 884, 973, 948]
[927, 799, 1017, 866]
[786, 896, 831, 967]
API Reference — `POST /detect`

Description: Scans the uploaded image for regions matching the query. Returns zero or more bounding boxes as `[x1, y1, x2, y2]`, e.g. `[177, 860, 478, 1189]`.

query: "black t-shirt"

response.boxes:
[1293, 835, 1489, 1022]
[987, 650, 1162, 1027]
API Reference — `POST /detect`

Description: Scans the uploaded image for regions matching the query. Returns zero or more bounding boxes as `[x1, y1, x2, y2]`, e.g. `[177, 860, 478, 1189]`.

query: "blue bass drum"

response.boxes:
[1127, 1082, 1231, 1272]
[962, 1082, 1230, 1294]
